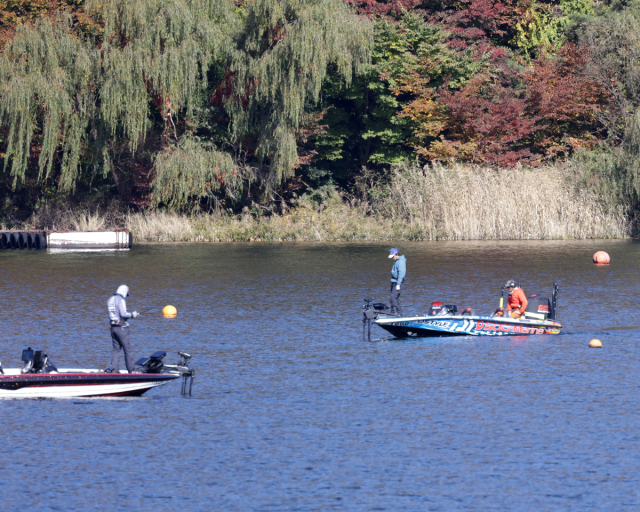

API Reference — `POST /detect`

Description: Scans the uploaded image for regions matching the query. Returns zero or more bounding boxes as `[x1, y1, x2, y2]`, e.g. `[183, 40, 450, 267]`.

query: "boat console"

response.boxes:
[21, 347, 58, 374]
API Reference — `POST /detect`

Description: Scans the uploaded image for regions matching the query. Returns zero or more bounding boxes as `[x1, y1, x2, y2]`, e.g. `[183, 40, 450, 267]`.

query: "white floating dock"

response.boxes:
[0, 230, 132, 250]
[47, 231, 131, 250]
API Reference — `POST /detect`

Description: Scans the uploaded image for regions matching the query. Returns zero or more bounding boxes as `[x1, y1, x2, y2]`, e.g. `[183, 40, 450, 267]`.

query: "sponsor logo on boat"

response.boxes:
[475, 321, 544, 334]
[419, 320, 452, 328]
[393, 320, 452, 328]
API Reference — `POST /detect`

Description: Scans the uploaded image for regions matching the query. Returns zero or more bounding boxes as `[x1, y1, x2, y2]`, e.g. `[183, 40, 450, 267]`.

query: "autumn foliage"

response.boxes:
[0, 0, 632, 213]
[391, 44, 609, 166]
[330, 0, 611, 168]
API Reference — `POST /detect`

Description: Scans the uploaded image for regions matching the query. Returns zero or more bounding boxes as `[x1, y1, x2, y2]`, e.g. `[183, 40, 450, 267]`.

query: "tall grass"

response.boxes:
[23, 162, 631, 241]
[125, 200, 396, 242]
[381, 163, 629, 240]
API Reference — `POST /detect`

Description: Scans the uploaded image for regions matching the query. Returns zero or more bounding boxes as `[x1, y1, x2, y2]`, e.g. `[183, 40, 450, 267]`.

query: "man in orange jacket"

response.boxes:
[505, 279, 528, 319]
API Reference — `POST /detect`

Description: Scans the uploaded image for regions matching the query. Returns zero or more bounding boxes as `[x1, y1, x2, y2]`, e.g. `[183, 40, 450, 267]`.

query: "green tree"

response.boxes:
[512, 0, 595, 59]
[299, 12, 485, 187]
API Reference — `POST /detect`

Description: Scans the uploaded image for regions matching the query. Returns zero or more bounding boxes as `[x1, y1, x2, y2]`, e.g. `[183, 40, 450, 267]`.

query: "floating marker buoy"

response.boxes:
[589, 339, 602, 348]
[162, 305, 177, 317]
[593, 251, 610, 265]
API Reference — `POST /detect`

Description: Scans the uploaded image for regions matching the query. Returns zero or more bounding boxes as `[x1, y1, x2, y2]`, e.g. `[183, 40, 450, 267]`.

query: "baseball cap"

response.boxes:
[388, 248, 399, 258]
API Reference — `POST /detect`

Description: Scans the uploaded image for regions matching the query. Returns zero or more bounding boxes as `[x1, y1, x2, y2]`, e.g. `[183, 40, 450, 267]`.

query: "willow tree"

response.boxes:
[0, 0, 371, 208]
[0, 0, 232, 195]
[153, 0, 373, 207]
[0, 17, 96, 190]
[225, 0, 372, 183]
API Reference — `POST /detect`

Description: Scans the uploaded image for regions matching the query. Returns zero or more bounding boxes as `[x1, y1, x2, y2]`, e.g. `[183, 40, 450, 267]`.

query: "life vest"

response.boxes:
[507, 288, 528, 313]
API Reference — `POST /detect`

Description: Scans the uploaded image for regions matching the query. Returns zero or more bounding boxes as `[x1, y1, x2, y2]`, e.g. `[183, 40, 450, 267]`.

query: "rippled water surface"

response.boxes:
[1, 240, 640, 511]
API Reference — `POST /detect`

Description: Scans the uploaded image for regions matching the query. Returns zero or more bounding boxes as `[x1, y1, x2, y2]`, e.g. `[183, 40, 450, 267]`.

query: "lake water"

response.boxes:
[1, 240, 639, 511]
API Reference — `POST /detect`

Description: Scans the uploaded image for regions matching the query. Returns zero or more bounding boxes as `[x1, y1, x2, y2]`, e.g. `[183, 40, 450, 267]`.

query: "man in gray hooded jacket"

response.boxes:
[388, 248, 407, 316]
[105, 285, 139, 373]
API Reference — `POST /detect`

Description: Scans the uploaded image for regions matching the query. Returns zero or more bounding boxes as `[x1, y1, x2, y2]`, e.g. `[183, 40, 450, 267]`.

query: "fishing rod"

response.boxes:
[137, 308, 160, 315]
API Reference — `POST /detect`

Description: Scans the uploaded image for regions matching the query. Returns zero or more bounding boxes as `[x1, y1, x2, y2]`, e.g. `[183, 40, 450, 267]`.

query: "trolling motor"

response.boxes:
[362, 298, 395, 341]
[163, 352, 195, 396]
[551, 283, 559, 320]
[135, 350, 195, 395]
[492, 286, 510, 317]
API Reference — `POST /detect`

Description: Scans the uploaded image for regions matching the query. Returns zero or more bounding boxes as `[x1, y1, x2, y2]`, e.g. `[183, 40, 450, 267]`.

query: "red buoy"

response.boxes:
[593, 251, 610, 265]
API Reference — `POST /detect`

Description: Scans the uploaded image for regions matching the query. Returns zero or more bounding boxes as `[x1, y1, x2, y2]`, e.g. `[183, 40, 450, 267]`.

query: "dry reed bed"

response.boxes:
[125, 206, 396, 242]
[384, 163, 629, 240]
[23, 163, 631, 241]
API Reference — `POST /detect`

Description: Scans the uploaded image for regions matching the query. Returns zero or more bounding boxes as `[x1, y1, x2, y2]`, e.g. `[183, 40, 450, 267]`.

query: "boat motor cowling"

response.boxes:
[429, 302, 458, 316]
[524, 284, 559, 321]
[525, 294, 553, 320]
[429, 301, 444, 315]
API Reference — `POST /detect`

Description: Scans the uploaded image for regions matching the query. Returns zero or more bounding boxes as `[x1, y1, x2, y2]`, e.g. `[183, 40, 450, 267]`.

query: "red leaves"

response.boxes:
[524, 45, 609, 155]
[437, 75, 539, 165]
[347, 0, 424, 18]
[397, 44, 610, 166]
[210, 71, 258, 109]
[295, 111, 328, 168]
[210, 71, 235, 107]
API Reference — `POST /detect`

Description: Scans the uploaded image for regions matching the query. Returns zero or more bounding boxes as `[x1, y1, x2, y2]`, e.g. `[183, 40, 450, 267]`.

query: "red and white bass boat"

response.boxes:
[0, 348, 195, 398]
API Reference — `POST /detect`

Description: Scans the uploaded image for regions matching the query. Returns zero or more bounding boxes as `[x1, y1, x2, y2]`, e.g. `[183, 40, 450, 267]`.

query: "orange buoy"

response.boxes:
[589, 339, 602, 348]
[593, 251, 610, 265]
[163, 305, 177, 317]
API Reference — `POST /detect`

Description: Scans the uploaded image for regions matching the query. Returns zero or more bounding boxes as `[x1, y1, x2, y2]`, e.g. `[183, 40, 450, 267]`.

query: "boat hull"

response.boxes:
[0, 370, 179, 398]
[374, 315, 561, 338]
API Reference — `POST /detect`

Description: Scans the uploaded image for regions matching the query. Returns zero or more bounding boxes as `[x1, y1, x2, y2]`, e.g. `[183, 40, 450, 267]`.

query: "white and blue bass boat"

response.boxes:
[362, 284, 561, 339]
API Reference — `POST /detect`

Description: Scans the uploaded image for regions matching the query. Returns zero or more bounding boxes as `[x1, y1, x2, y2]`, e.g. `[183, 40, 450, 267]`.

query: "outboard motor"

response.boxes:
[430, 302, 458, 316]
[524, 283, 559, 321]
[429, 301, 444, 315]
[524, 295, 552, 320]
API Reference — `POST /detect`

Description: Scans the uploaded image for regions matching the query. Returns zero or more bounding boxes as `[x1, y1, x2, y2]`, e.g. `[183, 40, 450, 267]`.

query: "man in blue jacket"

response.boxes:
[388, 248, 406, 316]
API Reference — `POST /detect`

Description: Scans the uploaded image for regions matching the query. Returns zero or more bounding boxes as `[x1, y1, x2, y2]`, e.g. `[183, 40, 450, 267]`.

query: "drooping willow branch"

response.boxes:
[227, 0, 372, 182]
[0, 0, 371, 205]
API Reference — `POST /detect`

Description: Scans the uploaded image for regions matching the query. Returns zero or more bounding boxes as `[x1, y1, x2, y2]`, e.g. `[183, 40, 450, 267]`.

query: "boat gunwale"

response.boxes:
[375, 314, 561, 327]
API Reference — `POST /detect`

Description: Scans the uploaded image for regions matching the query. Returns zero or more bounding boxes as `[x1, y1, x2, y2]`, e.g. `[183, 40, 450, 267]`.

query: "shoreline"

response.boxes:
[7, 163, 632, 243]
[126, 164, 632, 242]
[130, 238, 637, 244]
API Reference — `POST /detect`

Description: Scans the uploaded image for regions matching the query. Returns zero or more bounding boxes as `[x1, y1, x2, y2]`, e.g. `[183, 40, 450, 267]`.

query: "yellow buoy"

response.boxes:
[589, 339, 602, 348]
[163, 305, 177, 317]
